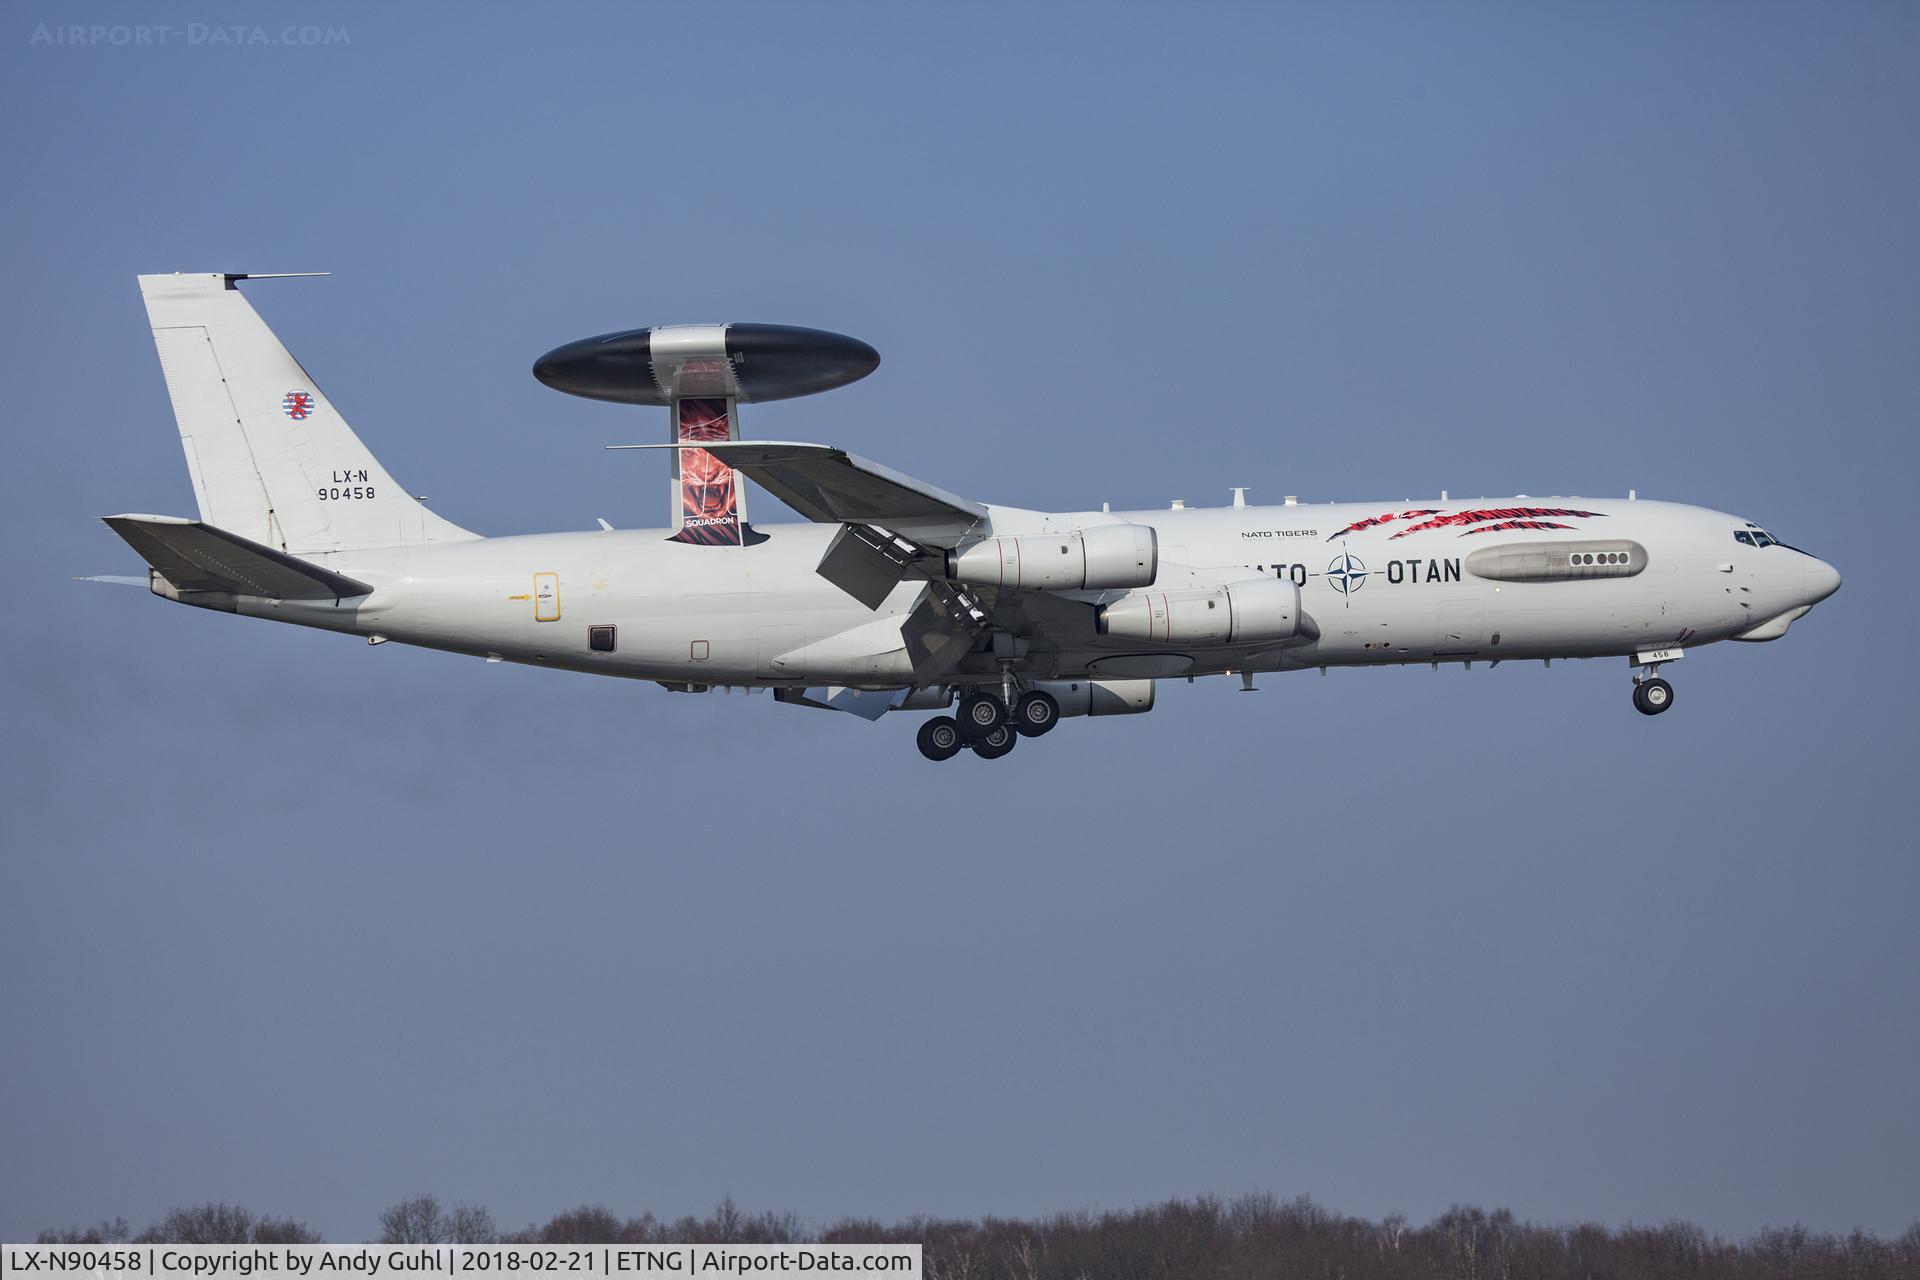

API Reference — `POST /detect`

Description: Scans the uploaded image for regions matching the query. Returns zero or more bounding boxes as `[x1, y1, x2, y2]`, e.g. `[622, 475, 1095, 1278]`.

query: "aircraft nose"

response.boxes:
[1802, 557, 1841, 605]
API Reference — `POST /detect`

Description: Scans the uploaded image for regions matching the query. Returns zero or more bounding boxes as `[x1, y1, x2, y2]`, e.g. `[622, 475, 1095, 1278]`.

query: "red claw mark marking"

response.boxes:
[1456, 520, 1577, 536]
[1389, 507, 1605, 538]
[1325, 509, 1441, 541]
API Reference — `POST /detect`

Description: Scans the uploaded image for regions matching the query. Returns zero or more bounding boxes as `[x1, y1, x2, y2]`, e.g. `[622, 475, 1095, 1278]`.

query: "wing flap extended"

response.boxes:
[813, 522, 925, 609]
[609, 440, 985, 543]
[102, 514, 373, 600]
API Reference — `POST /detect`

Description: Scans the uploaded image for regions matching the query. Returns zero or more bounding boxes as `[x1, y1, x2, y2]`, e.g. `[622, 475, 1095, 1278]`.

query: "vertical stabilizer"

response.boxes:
[139, 273, 477, 553]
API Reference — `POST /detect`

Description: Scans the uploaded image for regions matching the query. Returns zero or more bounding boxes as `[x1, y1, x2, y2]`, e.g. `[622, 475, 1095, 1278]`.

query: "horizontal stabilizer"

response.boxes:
[610, 440, 985, 544]
[102, 514, 372, 600]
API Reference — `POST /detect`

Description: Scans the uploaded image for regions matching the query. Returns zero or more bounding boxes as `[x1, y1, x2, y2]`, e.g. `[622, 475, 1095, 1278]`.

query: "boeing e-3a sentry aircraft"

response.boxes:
[100, 274, 1841, 761]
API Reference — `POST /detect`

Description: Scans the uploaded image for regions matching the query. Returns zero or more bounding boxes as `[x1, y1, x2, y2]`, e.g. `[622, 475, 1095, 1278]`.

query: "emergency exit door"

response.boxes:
[533, 572, 560, 622]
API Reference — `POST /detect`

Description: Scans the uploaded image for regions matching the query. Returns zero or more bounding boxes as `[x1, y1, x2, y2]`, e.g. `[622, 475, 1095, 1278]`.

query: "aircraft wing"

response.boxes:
[609, 441, 986, 544]
[102, 514, 373, 600]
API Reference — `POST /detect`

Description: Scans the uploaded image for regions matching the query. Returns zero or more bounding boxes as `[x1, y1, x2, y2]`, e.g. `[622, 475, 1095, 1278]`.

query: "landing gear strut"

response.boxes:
[1632, 662, 1675, 716]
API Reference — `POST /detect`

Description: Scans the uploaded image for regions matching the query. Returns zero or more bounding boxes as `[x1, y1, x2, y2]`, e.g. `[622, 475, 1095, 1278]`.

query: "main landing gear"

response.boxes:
[972, 724, 1018, 759]
[915, 716, 965, 761]
[1631, 662, 1675, 716]
[1012, 690, 1060, 737]
[956, 691, 1007, 740]
[916, 689, 1061, 761]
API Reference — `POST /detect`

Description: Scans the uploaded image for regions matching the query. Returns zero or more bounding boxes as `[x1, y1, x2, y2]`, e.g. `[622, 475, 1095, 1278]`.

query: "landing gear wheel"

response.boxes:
[1633, 678, 1674, 716]
[971, 724, 1018, 759]
[956, 691, 1008, 741]
[916, 716, 965, 761]
[1013, 690, 1060, 737]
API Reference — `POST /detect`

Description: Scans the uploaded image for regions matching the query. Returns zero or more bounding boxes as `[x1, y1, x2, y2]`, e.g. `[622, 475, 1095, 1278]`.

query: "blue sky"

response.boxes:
[3, 0, 1916, 1242]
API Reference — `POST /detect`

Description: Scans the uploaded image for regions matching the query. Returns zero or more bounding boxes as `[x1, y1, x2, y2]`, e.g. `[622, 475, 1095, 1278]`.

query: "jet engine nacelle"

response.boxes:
[1033, 678, 1156, 717]
[1096, 577, 1300, 646]
[945, 525, 1157, 591]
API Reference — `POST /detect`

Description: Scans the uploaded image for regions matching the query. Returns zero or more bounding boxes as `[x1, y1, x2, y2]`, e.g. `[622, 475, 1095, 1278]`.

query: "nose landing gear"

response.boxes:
[1633, 678, 1674, 715]
[1631, 660, 1675, 716]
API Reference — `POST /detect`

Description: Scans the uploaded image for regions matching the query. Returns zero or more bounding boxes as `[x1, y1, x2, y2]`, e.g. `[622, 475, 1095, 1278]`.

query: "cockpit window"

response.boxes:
[1753, 531, 1776, 547]
[1734, 530, 1754, 546]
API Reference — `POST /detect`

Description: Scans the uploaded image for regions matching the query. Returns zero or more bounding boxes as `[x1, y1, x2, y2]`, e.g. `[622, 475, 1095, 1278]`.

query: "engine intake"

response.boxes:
[946, 525, 1157, 591]
[1096, 577, 1300, 646]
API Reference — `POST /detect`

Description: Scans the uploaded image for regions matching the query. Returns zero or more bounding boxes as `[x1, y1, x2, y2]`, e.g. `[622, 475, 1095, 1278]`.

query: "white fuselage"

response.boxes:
[232, 495, 1839, 691]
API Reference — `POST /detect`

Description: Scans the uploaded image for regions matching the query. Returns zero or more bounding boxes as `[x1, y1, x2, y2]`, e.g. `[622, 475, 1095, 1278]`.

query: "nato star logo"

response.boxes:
[1326, 549, 1368, 602]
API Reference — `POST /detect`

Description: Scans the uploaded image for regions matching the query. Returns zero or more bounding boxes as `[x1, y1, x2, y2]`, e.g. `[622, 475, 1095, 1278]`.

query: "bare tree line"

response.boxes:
[375, 1196, 498, 1245]
[36, 1191, 1920, 1279]
[34, 1204, 321, 1245]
